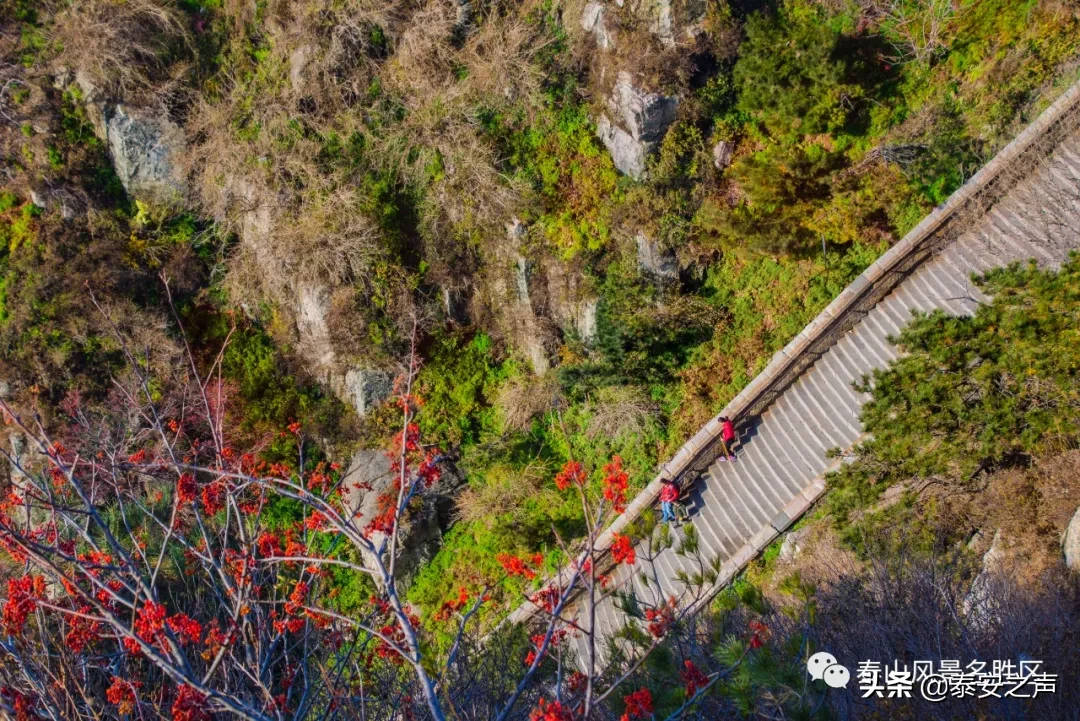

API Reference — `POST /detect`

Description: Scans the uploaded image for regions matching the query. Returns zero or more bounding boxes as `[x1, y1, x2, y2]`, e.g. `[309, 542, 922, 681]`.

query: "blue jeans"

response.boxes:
[661, 501, 675, 523]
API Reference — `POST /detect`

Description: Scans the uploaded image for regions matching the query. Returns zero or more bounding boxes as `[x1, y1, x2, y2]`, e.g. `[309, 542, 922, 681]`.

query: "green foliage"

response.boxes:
[186, 308, 346, 446]
[827, 256, 1080, 535]
[416, 332, 507, 448]
[703, 142, 839, 254]
[506, 102, 621, 255]
[559, 265, 716, 392]
[734, 9, 851, 138]
[0, 200, 40, 255]
[670, 241, 883, 439]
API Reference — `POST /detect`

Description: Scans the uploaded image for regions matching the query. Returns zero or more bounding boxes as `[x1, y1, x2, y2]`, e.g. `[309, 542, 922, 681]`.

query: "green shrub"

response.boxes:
[827, 255, 1080, 534]
[416, 332, 508, 449]
[733, 9, 851, 138]
[506, 103, 621, 256]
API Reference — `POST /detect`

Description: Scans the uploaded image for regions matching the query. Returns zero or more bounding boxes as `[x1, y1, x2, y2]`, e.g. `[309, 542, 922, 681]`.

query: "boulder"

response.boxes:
[778, 526, 810, 564]
[963, 529, 1004, 626]
[713, 140, 733, 171]
[581, 2, 615, 50]
[72, 71, 186, 205]
[104, 105, 187, 205]
[1065, 505, 1080, 572]
[295, 284, 337, 371]
[341, 369, 392, 417]
[514, 254, 532, 307]
[289, 45, 314, 93]
[635, 232, 678, 281]
[342, 449, 466, 590]
[611, 71, 679, 144]
[597, 72, 678, 179]
[597, 116, 649, 180]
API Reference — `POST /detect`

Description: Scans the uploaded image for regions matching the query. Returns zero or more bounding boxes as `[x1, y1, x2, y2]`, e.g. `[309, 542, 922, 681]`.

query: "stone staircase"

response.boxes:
[567, 89, 1080, 663]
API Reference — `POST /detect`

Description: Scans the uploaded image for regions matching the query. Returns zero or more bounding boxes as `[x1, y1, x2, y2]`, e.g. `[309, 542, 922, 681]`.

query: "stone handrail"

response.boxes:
[506, 78, 1080, 626]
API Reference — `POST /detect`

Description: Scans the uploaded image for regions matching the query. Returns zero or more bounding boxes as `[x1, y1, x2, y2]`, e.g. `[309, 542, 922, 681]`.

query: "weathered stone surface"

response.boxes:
[289, 45, 314, 92]
[574, 299, 599, 344]
[8, 432, 46, 525]
[713, 140, 733, 170]
[597, 115, 647, 179]
[506, 216, 527, 240]
[611, 72, 678, 143]
[442, 286, 469, 323]
[778, 526, 810, 564]
[635, 232, 678, 281]
[963, 529, 1004, 625]
[498, 218, 551, 374]
[524, 337, 550, 376]
[581, 2, 615, 50]
[295, 284, 336, 370]
[624, 0, 706, 44]
[597, 73, 678, 179]
[104, 105, 187, 205]
[341, 369, 392, 417]
[1065, 505, 1080, 572]
[514, 254, 532, 307]
[343, 449, 466, 589]
[71, 71, 186, 205]
[648, 0, 673, 46]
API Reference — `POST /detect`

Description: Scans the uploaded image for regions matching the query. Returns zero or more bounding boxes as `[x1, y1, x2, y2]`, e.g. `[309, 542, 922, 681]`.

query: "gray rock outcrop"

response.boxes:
[296, 284, 337, 371]
[294, 284, 393, 417]
[289, 45, 314, 92]
[635, 232, 678, 281]
[1065, 506, 1080, 572]
[713, 140, 734, 170]
[341, 369, 392, 417]
[343, 449, 466, 590]
[963, 529, 1004, 627]
[104, 105, 187, 205]
[572, 299, 599, 344]
[73, 71, 186, 205]
[778, 526, 810, 564]
[624, 0, 707, 45]
[581, 2, 615, 50]
[495, 219, 551, 375]
[597, 72, 678, 179]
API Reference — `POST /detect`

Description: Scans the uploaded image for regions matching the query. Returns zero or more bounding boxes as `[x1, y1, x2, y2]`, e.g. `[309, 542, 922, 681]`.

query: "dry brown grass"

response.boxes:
[496, 374, 564, 433]
[184, 0, 558, 326]
[584, 385, 661, 441]
[48, 0, 192, 103]
[453, 461, 552, 527]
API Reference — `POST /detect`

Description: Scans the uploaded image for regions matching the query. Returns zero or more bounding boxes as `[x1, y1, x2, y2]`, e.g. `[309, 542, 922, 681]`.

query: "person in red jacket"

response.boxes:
[718, 416, 737, 462]
[659, 478, 679, 524]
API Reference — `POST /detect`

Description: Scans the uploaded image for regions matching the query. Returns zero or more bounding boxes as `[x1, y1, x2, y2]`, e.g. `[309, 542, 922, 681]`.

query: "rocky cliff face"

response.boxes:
[1064, 506, 1080, 573]
[597, 73, 679, 179]
[580, 0, 707, 179]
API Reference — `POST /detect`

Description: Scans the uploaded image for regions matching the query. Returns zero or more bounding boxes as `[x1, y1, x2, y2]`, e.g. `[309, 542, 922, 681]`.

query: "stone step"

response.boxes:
[568, 123, 1080, 659]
